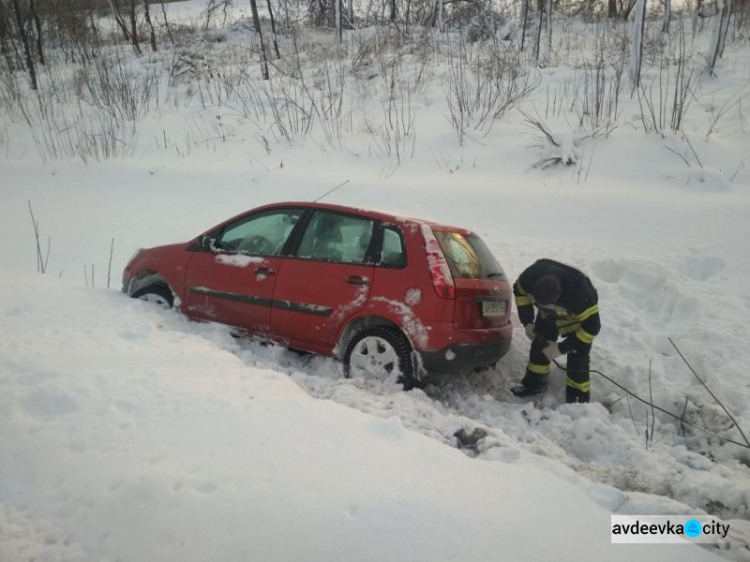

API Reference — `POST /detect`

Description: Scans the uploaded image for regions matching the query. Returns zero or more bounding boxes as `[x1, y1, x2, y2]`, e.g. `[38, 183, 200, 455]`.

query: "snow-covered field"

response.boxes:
[1, 2, 750, 560]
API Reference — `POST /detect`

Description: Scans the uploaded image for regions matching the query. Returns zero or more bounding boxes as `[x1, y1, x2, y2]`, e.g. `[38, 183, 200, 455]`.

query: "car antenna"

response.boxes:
[313, 179, 350, 203]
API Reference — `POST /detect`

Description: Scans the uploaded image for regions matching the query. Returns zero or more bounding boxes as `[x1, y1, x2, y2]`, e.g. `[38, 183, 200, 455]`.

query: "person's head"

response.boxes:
[532, 275, 561, 306]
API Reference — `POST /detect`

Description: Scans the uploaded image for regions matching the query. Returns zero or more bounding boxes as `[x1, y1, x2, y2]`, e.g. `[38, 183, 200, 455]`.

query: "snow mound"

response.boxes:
[667, 168, 734, 192]
[1, 272, 725, 562]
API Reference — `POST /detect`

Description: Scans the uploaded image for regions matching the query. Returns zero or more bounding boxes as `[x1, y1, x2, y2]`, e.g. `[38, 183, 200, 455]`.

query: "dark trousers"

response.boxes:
[521, 317, 591, 403]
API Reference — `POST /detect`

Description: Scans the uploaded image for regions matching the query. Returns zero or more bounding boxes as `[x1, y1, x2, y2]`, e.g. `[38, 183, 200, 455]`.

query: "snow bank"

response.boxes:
[0, 272, 722, 561]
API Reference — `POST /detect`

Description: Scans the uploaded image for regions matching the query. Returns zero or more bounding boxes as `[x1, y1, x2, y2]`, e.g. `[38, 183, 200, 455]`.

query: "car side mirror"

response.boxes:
[198, 234, 215, 251]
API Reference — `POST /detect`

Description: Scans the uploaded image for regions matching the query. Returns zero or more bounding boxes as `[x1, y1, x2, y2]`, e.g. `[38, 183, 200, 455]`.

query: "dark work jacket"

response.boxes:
[513, 259, 601, 354]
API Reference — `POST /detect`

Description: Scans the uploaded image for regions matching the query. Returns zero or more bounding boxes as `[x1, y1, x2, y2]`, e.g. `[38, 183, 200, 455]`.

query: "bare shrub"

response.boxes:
[445, 37, 538, 145]
[27, 109, 137, 163]
[636, 32, 699, 135]
[366, 71, 417, 165]
[82, 50, 161, 122]
[577, 54, 625, 132]
[28, 199, 50, 274]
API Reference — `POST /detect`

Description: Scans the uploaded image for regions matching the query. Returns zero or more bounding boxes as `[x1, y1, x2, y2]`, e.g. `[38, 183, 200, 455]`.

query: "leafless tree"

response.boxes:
[630, 0, 646, 90]
[265, 0, 280, 58]
[10, 0, 36, 89]
[106, 0, 134, 47]
[534, 0, 543, 62]
[249, 0, 269, 79]
[160, 1, 174, 44]
[520, 0, 530, 51]
[126, 0, 141, 54]
[707, 0, 732, 72]
[28, 0, 43, 64]
[142, 0, 157, 52]
[0, 0, 12, 68]
[335, 0, 341, 41]
[661, 0, 671, 33]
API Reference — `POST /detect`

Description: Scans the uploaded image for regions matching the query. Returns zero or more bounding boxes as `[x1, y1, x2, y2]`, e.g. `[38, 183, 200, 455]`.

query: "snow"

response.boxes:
[1, 271, 723, 562]
[372, 296, 430, 348]
[405, 287, 423, 306]
[1, 5, 750, 562]
[216, 253, 266, 267]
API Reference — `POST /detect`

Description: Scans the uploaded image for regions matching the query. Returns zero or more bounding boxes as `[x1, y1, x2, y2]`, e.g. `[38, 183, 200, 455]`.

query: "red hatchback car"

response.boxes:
[123, 202, 513, 388]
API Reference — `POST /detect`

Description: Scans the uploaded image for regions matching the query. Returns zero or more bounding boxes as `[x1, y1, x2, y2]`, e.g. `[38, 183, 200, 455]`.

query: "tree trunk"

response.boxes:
[10, 0, 36, 89]
[438, 0, 443, 31]
[545, 0, 552, 61]
[661, 0, 671, 32]
[608, 0, 617, 17]
[707, 0, 732, 72]
[520, 0, 529, 51]
[0, 0, 11, 64]
[335, 0, 341, 41]
[0, 6, 16, 71]
[249, 0, 269, 79]
[28, 0, 43, 65]
[389, 0, 396, 21]
[107, 0, 133, 42]
[534, 0, 543, 61]
[630, 0, 645, 90]
[160, 1, 174, 44]
[143, 0, 157, 51]
[622, 0, 638, 20]
[692, 0, 702, 31]
[89, 8, 101, 55]
[128, 0, 141, 54]
[265, 0, 280, 57]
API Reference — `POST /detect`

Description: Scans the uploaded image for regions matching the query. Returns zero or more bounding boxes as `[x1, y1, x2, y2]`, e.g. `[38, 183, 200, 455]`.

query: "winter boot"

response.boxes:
[566, 386, 590, 404]
[511, 384, 544, 398]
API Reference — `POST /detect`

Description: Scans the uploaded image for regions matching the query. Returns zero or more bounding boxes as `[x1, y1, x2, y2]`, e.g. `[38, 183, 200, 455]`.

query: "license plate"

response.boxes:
[482, 300, 504, 317]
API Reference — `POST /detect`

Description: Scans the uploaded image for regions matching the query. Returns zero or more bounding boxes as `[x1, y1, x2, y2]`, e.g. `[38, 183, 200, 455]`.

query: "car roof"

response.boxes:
[252, 201, 475, 236]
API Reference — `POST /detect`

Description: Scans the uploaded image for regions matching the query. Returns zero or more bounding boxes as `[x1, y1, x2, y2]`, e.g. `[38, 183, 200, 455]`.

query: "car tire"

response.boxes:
[131, 283, 174, 310]
[343, 326, 417, 390]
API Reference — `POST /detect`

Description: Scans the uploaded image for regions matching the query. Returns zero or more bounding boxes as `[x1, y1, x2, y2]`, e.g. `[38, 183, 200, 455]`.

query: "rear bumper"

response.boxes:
[415, 319, 513, 373]
[419, 339, 512, 373]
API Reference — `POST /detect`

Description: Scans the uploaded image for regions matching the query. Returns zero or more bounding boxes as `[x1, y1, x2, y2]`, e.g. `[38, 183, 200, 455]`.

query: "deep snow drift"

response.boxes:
[2, 2, 750, 560]
[0, 273, 734, 562]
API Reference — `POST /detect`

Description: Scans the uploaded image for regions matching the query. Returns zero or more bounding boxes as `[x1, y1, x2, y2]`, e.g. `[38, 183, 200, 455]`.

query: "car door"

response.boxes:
[184, 207, 305, 336]
[271, 210, 376, 350]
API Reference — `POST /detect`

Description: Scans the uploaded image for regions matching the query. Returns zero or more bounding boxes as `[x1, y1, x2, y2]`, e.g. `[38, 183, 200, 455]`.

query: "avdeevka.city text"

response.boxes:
[612, 520, 730, 538]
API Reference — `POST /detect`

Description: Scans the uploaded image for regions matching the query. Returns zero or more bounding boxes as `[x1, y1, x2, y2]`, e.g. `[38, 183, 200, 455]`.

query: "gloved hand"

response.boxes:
[524, 324, 536, 341]
[542, 343, 563, 361]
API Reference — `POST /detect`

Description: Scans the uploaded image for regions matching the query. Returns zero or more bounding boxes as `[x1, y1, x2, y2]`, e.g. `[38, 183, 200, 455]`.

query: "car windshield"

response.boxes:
[433, 231, 505, 280]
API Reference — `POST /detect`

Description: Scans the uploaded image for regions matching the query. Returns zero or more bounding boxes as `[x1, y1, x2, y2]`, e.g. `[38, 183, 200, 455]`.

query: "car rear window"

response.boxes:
[433, 231, 505, 280]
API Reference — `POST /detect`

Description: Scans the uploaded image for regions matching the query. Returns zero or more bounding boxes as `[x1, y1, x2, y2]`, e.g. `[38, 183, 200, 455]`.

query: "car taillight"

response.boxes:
[420, 225, 455, 299]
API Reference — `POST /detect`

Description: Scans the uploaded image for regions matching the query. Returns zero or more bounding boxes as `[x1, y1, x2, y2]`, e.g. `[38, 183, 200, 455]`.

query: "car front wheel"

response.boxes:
[344, 326, 417, 390]
[131, 284, 174, 310]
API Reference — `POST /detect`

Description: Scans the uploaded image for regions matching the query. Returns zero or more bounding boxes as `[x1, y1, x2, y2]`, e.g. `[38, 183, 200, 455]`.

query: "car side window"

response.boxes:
[379, 226, 406, 267]
[218, 209, 303, 256]
[296, 211, 374, 264]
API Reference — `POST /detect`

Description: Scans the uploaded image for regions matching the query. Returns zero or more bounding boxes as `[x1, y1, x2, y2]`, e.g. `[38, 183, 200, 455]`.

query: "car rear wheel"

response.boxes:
[132, 284, 174, 310]
[344, 326, 417, 390]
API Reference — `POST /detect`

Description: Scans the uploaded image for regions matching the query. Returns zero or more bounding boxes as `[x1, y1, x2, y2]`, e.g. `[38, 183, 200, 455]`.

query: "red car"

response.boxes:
[123, 202, 513, 388]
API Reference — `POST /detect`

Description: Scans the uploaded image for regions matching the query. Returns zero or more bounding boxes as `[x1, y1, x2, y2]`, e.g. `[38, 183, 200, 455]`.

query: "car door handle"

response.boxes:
[255, 268, 275, 276]
[345, 276, 369, 285]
